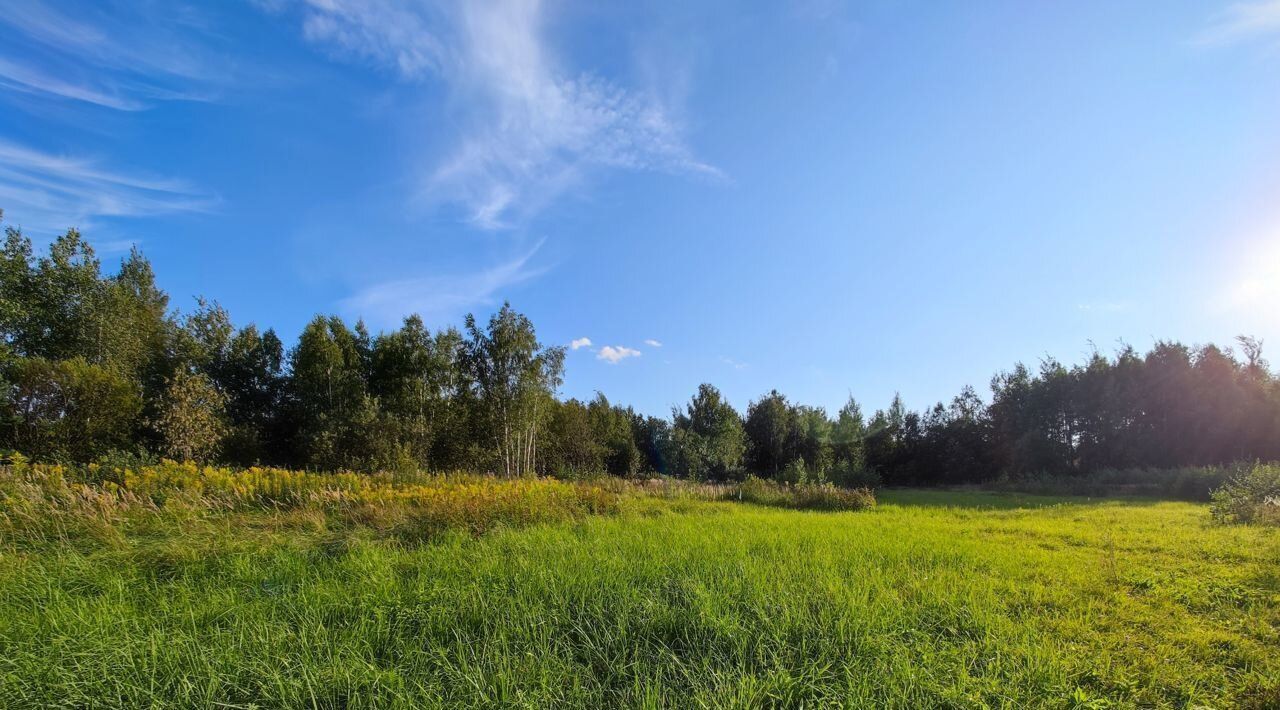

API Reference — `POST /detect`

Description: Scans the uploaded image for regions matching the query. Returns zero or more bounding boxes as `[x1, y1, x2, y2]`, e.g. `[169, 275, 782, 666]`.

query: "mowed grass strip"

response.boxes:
[0, 491, 1276, 708]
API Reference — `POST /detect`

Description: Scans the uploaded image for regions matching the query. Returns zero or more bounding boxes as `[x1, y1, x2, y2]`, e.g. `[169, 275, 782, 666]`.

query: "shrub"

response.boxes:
[90, 449, 161, 485]
[778, 458, 811, 485]
[990, 465, 1238, 501]
[733, 475, 875, 511]
[546, 465, 608, 482]
[2, 357, 142, 462]
[154, 371, 227, 463]
[828, 461, 881, 489]
[1210, 463, 1280, 525]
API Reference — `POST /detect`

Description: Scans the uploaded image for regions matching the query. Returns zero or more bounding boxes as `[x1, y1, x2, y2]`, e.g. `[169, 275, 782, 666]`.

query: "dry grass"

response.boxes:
[0, 457, 875, 549]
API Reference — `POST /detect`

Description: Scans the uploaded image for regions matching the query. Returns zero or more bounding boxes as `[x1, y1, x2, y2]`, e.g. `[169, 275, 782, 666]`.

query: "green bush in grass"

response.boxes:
[1211, 462, 1280, 525]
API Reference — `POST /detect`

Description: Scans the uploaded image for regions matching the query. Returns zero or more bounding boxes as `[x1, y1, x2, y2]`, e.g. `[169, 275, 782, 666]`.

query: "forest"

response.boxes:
[4, 220, 1279, 487]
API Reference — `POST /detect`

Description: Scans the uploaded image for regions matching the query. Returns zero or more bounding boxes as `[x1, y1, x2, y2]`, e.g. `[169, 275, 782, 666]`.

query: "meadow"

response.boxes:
[0, 463, 1277, 708]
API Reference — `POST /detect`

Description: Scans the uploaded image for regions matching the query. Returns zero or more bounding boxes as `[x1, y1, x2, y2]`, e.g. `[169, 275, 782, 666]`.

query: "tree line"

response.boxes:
[3, 220, 1279, 483]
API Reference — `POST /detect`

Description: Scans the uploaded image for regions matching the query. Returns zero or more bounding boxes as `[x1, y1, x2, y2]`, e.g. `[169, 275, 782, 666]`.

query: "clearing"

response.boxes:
[1, 490, 1277, 708]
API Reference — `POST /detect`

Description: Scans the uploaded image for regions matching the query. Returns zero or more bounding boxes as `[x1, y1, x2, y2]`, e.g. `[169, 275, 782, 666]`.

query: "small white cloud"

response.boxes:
[598, 345, 641, 364]
[720, 356, 748, 371]
[644, 339, 662, 347]
[1196, 1, 1280, 46]
[570, 337, 592, 350]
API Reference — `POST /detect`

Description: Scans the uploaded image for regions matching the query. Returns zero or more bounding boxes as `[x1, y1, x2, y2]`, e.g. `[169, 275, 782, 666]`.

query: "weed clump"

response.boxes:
[1210, 462, 1280, 525]
[0, 457, 625, 547]
[0, 457, 877, 548]
[732, 475, 876, 511]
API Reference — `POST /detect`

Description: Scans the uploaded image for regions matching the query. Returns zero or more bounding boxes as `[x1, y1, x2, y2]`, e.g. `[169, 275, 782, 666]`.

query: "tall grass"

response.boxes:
[734, 475, 876, 511]
[0, 457, 875, 549]
[0, 489, 1274, 707]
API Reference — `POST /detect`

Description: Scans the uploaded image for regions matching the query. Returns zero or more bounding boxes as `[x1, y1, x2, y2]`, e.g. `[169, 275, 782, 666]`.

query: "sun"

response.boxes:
[1222, 225, 1280, 325]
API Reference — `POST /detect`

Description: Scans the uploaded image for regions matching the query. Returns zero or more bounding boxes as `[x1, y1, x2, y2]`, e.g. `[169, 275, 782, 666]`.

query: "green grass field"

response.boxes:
[1, 489, 1277, 709]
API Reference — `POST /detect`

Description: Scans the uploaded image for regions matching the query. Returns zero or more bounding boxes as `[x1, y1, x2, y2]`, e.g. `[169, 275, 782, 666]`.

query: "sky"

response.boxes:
[2, 0, 1280, 418]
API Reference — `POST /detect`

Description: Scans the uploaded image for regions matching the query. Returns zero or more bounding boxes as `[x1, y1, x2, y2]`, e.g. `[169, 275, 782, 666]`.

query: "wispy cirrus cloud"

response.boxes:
[0, 140, 217, 235]
[0, 1, 225, 111]
[0, 57, 145, 111]
[268, 0, 719, 229]
[341, 239, 547, 327]
[720, 356, 748, 371]
[644, 339, 663, 348]
[1196, 1, 1280, 46]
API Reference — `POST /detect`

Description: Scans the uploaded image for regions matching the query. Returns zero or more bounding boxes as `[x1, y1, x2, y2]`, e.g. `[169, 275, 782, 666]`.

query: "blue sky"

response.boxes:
[2, 1, 1280, 418]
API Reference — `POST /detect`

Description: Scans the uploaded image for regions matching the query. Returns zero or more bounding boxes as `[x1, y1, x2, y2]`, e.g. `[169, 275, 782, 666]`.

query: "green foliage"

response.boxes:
[463, 303, 565, 476]
[671, 383, 745, 480]
[100, 247, 171, 382]
[992, 464, 1237, 501]
[0, 230, 169, 382]
[734, 474, 876, 511]
[367, 315, 462, 469]
[9, 229, 104, 362]
[0, 222, 34, 341]
[744, 389, 798, 476]
[543, 398, 604, 477]
[828, 460, 881, 488]
[777, 457, 811, 484]
[4, 219, 1280, 499]
[863, 394, 908, 479]
[740, 394, 834, 480]
[831, 395, 866, 470]
[288, 315, 381, 470]
[632, 414, 671, 474]
[214, 324, 287, 465]
[154, 370, 227, 463]
[1211, 462, 1280, 525]
[587, 393, 642, 476]
[793, 404, 833, 474]
[2, 357, 141, 461]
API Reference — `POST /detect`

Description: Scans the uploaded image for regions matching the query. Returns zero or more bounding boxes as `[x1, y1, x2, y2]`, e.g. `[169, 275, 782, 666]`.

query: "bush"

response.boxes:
[1210, 463, 1280, 525]
[546, 465, 608, 482]
[90, 449, 161, 485]
[733, 475, 875, 511]
[778, 458, 811, 485]
[2, 357, 142, 462]
[829, 461, 881, 489]
[990, 465, 1237, 501]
